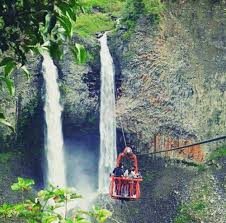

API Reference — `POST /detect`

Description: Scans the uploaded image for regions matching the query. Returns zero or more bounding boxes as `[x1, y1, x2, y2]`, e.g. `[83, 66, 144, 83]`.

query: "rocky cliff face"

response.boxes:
[0, 56, 43, 150]
[58, 42, 101, 136]
[111, 0, 226, 161]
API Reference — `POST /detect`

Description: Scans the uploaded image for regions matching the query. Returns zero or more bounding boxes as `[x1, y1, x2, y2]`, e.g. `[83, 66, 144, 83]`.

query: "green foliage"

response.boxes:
[0, 152, 15, 163]
[0, 0, 83, 64]
[0, 203, 15, 219]
[123, 0, 164, 20]
[74, 0, 125, 38]
[143, 0, 165, 16]
[0, 76, 15, 96]
[21, 65, 31, 80]
[0, 112, 14, 132]
[82, 0, 125, 16]
[11, 177, 35, 192]
[196, 164, 206, 172]
[174, 214, 193, 223]
[0, 0, 88, 130]
[121, 0, 164, 40]
[70, 44, 87, 64]
[208, 146, 226, 161]
[0, 177, 111, 223]
[174, 201, 207, 223]
[123, 0, 145, 22]
[75, 13, 114, 37]
[80, 207, 112, 223]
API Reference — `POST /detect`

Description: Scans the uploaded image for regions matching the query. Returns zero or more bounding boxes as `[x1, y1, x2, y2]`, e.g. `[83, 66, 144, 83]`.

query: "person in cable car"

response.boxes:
[112, 163, 124, 195]
[113, 163, 124, 177]
[122, 166, 136, 197]
[124, 166, 136, 178]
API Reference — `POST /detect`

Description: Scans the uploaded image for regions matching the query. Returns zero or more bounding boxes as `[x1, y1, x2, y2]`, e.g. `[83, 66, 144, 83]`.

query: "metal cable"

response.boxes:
[119, 116, 127, 147]
[137, 135, 226, 156]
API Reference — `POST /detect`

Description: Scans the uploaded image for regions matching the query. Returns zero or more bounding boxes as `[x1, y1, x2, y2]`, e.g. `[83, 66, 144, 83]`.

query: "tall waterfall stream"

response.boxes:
[98, 33, 117, 193]
[42, 53, 66, 187]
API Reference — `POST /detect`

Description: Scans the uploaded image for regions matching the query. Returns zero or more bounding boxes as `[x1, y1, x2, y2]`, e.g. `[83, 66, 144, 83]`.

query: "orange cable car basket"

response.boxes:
[110, 176, 143, 200]
[109, 147, 143, 200]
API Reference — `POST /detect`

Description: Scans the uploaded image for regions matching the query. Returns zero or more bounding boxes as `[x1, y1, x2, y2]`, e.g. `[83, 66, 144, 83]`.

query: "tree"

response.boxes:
[0, 0, 86, 129]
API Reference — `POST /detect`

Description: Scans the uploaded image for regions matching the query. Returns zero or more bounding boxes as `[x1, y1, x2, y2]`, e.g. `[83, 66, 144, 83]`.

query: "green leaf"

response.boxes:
[11, 183, 20, 191]
[57, 15, 73, 38]
[0, 203, 14, 218]
[58, 2, 74, 19]
[43, 13, 57, 36]
[75, 215, 90, 223]
[0, 57, 14, 67]
[20, 66, 30, 80]
[0, 57, 17, 78]
[42, 215, 59, 223]
[70, 44, 86, 64]
[0, 16, 4, 29]
[96, 209, 112, 223]
[0, 113, 14, 132]
[80, 6, 85, 14]
[43, 13, 52, 35]
[4, 62, 16, 76]
[0, 76, 15, 96]
[23, 178, 35, 186]
[11, 177, 35, 191]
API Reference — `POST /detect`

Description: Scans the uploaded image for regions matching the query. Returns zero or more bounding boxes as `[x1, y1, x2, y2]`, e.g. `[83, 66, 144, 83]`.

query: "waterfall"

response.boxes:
[98, 33, 117, 193]
[42, 53, 66, 187]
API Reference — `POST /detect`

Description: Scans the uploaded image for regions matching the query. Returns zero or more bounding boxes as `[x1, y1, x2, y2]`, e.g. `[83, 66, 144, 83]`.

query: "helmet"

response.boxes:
[124, 147, 132, 154]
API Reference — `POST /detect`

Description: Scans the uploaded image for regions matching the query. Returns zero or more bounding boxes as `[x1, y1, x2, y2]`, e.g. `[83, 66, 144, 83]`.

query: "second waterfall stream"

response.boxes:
[98, 33, 117, 193]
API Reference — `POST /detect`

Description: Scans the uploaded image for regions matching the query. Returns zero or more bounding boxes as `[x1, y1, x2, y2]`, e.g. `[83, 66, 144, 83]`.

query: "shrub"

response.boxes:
[0, 177, 112, 223]
[208, 146, 226, 161]
[75, 13, 115, 37]
[82, 0, 125, 16]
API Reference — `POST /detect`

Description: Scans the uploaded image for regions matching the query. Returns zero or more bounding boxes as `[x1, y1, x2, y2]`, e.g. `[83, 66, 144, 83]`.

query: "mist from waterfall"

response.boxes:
[42, 53, 66, 187]
[98, 33, 117, 193]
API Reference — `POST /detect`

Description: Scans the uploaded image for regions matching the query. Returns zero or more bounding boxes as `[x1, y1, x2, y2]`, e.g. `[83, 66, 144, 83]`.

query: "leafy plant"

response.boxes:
[11, 177, 35, 202]
[0, 112, 14, 132]
[82, 0, 125, 16]
[174, 201, 207, 223]
[208, 146, 226, 161]
[0, 152, 16, 163]
[121, 0, 164, 40]
[75, 13, 114, 38]
[11, 177, 35, 192]
[71, 44, 87, 64]
[0, 177, 111, 223]
[79, 206, 112, 223]
[143, 0, 165, 16]
[0, 0, 87, 129]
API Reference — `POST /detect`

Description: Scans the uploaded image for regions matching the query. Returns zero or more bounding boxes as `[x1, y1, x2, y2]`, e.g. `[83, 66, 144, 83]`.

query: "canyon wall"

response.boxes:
[111, 0, 226, 161]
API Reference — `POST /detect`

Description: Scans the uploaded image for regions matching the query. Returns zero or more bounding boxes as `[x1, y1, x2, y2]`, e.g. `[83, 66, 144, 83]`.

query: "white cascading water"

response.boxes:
[98, 33, 117, 193]
[42, 53, 66, 187]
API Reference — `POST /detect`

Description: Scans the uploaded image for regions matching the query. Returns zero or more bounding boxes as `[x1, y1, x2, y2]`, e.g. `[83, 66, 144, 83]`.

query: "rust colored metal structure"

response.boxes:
[110, 147, 143, 201]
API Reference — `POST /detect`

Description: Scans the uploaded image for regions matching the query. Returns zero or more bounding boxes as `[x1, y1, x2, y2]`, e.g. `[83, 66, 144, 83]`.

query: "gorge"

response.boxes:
[0, 0, 226, 223]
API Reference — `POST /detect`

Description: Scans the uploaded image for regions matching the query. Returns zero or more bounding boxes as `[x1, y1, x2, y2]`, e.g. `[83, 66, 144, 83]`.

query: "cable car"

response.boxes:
[110, 147, 143, 201]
